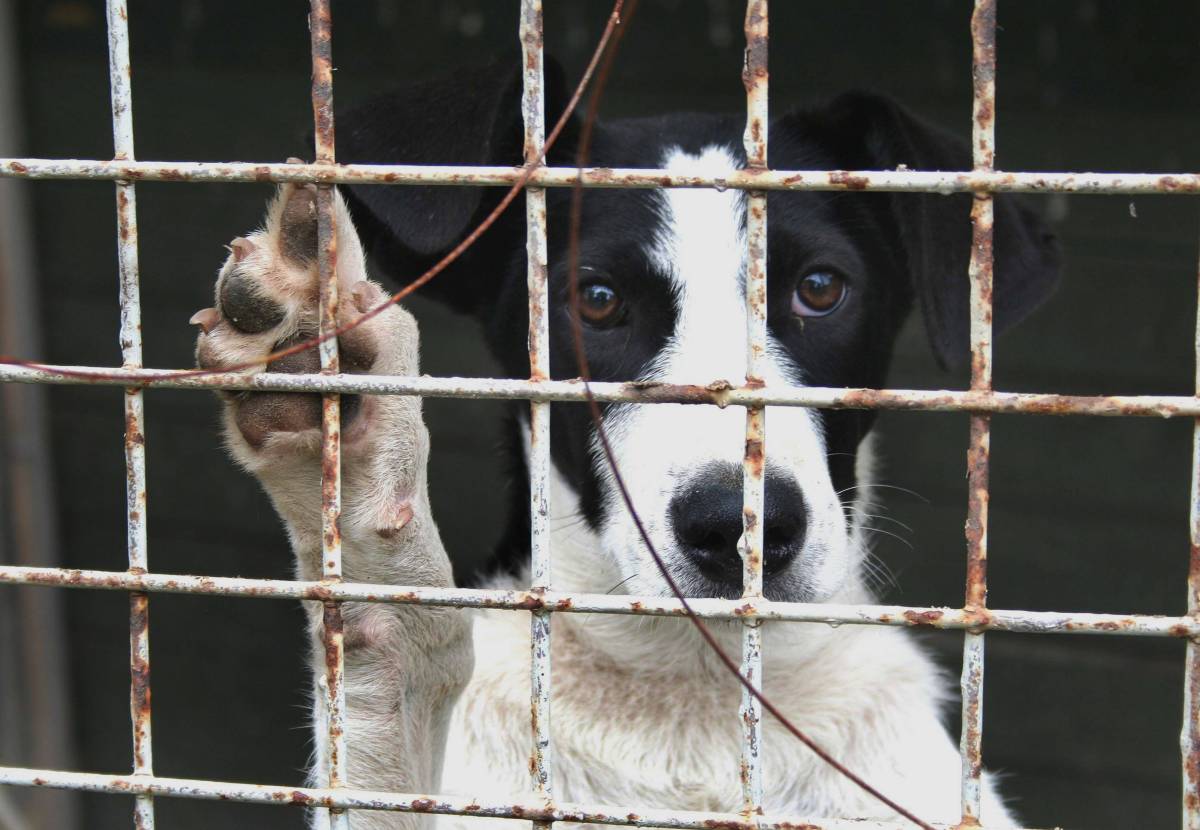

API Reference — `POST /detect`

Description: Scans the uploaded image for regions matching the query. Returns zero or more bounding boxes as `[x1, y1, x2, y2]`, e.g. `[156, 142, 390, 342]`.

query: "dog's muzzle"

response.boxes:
[668, 461, 808, 598]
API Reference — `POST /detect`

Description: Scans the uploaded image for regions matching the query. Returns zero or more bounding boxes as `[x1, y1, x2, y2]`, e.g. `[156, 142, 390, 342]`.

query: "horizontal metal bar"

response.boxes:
[3, 157, 1199, 195]
[0, 565, 1193, 637]
[2, 363, 1197, 418]
[0, 765, 1079, 830]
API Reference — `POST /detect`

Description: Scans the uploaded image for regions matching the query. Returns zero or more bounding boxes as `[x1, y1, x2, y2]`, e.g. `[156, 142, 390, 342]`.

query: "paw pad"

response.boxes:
[219, 270, 288, 334]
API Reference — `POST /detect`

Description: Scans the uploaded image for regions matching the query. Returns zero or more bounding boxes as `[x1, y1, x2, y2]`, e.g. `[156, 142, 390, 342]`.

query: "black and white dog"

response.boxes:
[194, 57, 1058, 829]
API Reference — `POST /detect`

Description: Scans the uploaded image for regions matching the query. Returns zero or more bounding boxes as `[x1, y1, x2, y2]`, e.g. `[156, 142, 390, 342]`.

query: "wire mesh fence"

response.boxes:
[1, 2, 1198, 829]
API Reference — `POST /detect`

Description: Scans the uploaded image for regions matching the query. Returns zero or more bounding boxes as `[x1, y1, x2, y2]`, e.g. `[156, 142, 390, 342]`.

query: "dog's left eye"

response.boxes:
[577, 281, 625, 328]
[792, 271, 848, 317]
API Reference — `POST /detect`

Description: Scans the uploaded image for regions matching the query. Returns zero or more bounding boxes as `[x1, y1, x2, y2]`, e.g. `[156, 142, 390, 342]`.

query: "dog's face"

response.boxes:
[538, 140, 886, 602]
[337, 61, 1060, 602]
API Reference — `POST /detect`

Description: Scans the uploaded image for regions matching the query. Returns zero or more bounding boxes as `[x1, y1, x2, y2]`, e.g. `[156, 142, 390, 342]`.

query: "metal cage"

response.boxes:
[2, 1, 1199, 829]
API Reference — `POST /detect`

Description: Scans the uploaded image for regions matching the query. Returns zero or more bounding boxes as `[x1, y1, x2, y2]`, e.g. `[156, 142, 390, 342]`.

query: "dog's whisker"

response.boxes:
[605, 572, 641, 595]
[836, 482, 931, 503]
[855, 511, 915, 535]
[550, 514, 588, 531]
[857, 525, 915, 551]
[860, 549, 902, 594]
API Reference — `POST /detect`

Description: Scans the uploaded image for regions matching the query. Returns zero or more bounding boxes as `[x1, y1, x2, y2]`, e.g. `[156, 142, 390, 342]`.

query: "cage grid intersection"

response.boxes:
[1, 1, 1199, 829]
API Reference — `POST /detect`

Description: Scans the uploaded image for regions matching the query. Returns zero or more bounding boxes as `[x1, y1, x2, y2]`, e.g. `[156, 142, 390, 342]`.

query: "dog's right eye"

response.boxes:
[792, 270, 848, 317]
[576, 281, 625, 328]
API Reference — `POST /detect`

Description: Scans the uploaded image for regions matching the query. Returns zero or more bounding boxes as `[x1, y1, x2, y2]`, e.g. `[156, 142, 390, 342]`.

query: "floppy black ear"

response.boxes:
[783, 92, 1061, 369]
[332, 55, 578, 314]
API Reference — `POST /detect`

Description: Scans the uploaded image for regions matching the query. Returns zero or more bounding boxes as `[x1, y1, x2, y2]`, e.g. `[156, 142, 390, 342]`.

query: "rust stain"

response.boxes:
[1184, 669, 1200, 824]
[117, 187, 133, 241]
[1157, 175, 1200, 193]
[703, 820, 750, 830]
[129, 591, 152, 770]
[743, 435, 764, 477]
[902, 608, 945, 627]
[1191, 540, 1200, 600]
[961, 607, 994, 631]
[974, 98, 994, 136]
[964, 414, 990, 611]
[124, 408, 145, 445]
[829, 170, 869, 190]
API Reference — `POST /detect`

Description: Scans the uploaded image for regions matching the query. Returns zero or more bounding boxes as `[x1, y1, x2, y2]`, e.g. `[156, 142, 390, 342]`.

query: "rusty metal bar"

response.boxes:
[739, 0, 768, 816]
[5, 157, 1200, 195]
[308, 3, 349, 829]
[6, 363, 1199, 417]
[105, 1, 154, 827]
[0, 764, 1075, 830]
[959, 1, 996, 823]
[520, 0, 555, 812]
[1182, 223, 1200, 827]
[1, 4, 1196, 828]
[4, 363, 1199, 419]
[4, 564, 1198, 637]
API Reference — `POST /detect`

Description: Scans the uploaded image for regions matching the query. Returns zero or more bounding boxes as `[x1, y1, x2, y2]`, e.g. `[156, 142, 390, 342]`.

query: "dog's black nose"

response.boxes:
[669, 463, 807, 593]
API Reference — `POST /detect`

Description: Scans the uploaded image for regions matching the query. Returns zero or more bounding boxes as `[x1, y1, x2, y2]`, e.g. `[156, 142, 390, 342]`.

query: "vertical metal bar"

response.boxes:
[960, 0, 996, 824]
[106, 1, 154, 827]
[521, 0, 554, 812]
[740, 0, 768, 818]
[1181, 224, 1200, 828]
[309, 3, 348, 829]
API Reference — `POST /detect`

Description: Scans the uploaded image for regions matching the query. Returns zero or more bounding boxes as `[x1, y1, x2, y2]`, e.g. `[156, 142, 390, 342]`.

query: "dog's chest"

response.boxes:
[435, 608, 967, 822]
[440, 609, 745, 810]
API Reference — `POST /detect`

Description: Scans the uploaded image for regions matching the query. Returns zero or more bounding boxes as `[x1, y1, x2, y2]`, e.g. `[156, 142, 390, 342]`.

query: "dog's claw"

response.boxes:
[376, 501, 414, 539]
[189, 307, 221, 334]
[351, 280, 376, 314]
[230, 237, 255, 262]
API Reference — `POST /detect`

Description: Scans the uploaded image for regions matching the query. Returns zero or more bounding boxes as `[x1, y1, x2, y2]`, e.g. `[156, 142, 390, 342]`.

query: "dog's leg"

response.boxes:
[194, 183, 473, 829]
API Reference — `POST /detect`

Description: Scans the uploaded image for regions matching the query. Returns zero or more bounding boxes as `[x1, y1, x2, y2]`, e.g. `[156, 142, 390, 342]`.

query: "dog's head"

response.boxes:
[335, 58, 1059, 603]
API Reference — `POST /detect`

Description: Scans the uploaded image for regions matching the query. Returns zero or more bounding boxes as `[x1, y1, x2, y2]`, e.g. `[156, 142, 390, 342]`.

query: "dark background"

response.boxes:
[1, 1, 1198, 827]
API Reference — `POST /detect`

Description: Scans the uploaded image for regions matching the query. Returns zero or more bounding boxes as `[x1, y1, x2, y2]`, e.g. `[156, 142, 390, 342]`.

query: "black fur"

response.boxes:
[333, 56, 1060, 584]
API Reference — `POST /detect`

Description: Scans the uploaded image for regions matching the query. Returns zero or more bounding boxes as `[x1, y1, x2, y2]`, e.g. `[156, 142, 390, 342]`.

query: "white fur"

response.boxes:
[594, 147, 850, 606]
[204, 184, 1017, 830]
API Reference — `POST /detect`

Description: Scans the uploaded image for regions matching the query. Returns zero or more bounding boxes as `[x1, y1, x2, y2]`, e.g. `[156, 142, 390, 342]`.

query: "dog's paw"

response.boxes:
[193, 181, 421, 455]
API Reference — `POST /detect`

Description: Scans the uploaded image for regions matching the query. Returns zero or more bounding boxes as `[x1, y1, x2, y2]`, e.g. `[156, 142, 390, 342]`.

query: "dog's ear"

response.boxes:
[332, 55, 578, 314]
[778, 92, 1061, 369]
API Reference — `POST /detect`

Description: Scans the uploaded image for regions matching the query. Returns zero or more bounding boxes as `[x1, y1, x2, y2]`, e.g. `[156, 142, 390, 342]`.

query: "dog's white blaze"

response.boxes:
[645, 147, 749, 384]
[563, 146, 855, 608]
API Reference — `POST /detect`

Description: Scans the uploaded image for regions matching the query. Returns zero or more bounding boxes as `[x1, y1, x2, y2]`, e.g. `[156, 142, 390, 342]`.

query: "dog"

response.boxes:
[193, 57, 1059, 829]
